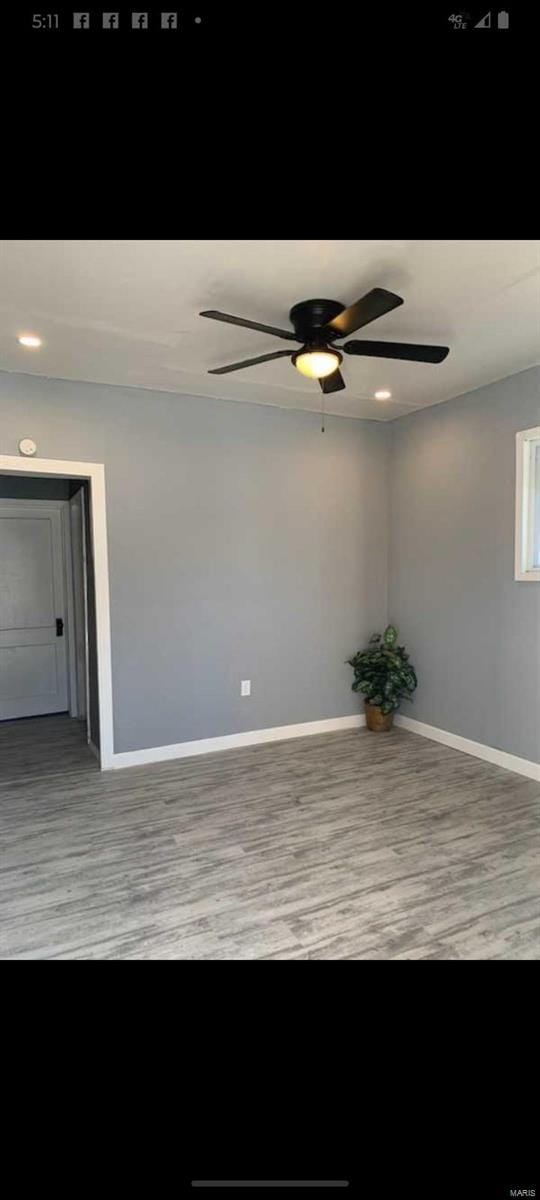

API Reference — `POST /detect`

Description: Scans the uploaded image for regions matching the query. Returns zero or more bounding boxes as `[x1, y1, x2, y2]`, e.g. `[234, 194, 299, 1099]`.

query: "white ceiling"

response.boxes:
[0, 240, 539, 421]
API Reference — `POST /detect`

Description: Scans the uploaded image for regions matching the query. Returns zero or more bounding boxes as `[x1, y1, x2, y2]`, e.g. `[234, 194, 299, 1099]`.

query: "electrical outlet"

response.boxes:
[241, 680, 251, 697]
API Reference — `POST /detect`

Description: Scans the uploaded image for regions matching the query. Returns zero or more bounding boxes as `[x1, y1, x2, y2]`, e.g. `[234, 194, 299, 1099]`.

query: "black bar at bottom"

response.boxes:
[191, 1185, 349, 1190]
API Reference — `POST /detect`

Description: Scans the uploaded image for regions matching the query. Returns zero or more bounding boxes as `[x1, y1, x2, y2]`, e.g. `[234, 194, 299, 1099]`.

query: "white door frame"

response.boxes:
[68, 487, 89, 727]
[0, 457, 114, 769]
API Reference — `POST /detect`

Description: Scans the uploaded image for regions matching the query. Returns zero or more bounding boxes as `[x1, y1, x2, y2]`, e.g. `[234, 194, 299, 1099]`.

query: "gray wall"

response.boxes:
[389, 365, 540, 764]
[0, 371, 389, 752]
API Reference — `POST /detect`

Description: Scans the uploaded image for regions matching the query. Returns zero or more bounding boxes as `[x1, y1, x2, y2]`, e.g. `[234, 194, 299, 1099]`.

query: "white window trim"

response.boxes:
[515, 426, 540, 582]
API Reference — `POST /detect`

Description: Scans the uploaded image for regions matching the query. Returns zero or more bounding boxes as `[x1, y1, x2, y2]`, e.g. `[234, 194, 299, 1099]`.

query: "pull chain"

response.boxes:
[321, 385, 325, 434]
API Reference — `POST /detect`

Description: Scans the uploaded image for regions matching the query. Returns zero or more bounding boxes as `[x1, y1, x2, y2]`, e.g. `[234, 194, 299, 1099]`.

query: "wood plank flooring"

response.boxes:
[1, 714, 539, 959]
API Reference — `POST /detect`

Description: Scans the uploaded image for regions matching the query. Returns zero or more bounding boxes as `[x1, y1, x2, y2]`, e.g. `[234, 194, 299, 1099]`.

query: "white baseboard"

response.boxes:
[110, 713, 365, 771]
[395, 714, 540, 783]
[104, 710, 540, 782]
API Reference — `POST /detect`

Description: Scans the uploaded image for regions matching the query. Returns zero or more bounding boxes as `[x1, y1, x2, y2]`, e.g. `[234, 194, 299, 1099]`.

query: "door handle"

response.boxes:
[56, 617, 64, 637]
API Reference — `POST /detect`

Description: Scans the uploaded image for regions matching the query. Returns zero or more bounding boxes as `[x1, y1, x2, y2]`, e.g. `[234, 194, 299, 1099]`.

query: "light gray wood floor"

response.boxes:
[1, 714, 539, 960]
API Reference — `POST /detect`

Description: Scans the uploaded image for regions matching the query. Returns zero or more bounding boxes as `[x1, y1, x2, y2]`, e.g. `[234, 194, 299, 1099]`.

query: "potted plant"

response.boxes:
[347, 625, 417, 731]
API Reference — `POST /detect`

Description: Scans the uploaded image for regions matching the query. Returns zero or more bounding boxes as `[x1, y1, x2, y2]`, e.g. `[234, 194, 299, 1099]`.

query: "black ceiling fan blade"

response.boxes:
[200, 310, 298, 342]
[323, 288, 404, 339]
[319, 369, 346, 394]
[343, 340, 449, 363]
[209, 350, 294, 375]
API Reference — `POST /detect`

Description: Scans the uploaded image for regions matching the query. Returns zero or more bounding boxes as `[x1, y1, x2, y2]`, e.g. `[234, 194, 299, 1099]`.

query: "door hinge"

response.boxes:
[56, 617, 64, 637]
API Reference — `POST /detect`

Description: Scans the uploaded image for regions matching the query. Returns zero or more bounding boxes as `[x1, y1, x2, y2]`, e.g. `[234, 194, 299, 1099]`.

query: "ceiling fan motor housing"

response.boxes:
[289, 299, 345, 344]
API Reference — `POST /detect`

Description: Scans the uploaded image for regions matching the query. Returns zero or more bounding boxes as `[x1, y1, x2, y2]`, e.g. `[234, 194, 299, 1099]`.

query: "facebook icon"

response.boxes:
[73, 12, 90, 27]
[132, 12, 149, 28]
[161, 12, 178, 28]
[103, 12, 120, 28]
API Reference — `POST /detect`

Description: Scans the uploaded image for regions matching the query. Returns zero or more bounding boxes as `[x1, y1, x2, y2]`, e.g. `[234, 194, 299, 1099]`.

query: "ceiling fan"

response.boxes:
[200, 288, 449, 394]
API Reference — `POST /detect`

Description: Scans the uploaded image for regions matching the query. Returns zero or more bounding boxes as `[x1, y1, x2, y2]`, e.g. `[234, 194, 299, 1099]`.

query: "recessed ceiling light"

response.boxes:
[374, 389, 392, 401]
[18, 334, 42, 349]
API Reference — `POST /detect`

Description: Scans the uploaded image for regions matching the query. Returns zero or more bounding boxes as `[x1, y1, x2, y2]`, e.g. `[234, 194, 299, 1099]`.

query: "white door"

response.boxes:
[0, 502, 69, 720]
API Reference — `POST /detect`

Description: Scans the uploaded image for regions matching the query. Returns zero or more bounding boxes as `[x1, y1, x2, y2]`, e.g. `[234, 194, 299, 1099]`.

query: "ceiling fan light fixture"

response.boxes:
[292, 347, 342, 380]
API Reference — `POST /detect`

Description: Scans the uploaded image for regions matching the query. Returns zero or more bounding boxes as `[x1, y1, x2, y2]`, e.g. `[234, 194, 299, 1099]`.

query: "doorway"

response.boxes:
[0, 456, 113, 768]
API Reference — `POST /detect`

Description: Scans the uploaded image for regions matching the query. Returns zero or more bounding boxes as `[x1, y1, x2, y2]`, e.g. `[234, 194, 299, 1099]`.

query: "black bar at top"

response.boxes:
[191, 1184, 350, 1189]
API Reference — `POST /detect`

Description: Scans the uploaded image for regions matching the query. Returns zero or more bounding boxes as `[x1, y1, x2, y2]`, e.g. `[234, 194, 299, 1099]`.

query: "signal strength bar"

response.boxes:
[474, 11, 510, 28]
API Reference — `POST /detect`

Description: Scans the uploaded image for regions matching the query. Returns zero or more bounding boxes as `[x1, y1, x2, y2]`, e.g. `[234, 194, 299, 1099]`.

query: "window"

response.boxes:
[515, 426, 540, 581]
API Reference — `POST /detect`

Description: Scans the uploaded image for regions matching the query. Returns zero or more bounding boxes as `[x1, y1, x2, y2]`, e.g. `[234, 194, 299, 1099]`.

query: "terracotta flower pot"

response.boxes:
[364, 701, 394, 732]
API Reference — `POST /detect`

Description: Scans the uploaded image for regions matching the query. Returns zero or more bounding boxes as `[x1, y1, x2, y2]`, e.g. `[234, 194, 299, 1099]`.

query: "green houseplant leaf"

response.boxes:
[346, 626, 417, 715]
